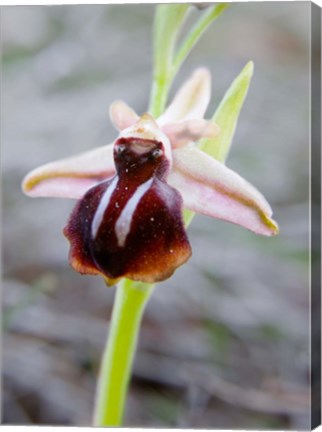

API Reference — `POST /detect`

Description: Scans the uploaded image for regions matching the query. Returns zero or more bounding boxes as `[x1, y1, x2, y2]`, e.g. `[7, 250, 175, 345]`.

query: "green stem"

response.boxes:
[93, 279, 154, 426]
[172, 3, 229, 79]
[149, 4, 190, 117]
[149, 77, 170, 118]
[149, 4, 229, 117]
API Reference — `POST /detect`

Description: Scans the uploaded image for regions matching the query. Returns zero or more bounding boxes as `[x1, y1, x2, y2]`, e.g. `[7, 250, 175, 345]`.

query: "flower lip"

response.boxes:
[64, 172, 192, 284]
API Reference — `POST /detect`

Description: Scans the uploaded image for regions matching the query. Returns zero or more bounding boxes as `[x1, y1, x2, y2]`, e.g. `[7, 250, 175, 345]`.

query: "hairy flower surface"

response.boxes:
[23, 69, 278, 284]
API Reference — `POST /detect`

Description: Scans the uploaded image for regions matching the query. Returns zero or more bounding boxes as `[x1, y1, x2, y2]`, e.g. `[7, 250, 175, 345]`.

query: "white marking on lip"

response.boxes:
[130, 140, 155, 155]
[115, 178, 153, 247]
[91, 176, 118, 239]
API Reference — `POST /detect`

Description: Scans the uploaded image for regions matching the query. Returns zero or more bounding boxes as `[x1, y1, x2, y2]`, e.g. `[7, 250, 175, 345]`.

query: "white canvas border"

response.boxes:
[1, 0, 321, 431]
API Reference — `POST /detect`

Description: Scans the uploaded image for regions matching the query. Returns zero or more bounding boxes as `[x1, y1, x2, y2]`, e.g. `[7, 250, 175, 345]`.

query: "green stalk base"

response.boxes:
[93, 279, 154, 426]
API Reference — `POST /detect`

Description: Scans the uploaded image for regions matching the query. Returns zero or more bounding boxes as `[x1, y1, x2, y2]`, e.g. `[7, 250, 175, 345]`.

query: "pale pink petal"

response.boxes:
[158, 68, 211, 125]
[162, 119, 220, 148]
[22, 144, 116, 199]
[109, 100, 139, 131]
[168, 147, 279, 236]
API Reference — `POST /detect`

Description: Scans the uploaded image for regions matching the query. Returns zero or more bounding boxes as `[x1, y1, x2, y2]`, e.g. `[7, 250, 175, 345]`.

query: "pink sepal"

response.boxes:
[168, 147, 279, 236]
[22, 144, 116, 199]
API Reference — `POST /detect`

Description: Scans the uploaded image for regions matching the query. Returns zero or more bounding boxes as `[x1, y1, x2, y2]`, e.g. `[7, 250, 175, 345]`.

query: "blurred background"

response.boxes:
[2, 2, 311, 429]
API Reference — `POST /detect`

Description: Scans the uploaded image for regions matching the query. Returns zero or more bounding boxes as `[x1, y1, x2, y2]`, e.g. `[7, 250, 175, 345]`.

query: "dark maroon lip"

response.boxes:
[64, 175, 191, 284]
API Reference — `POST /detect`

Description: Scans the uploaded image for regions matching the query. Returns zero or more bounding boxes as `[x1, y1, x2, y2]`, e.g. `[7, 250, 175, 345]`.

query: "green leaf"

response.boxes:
[199, 61, 254, 163]
[184, 62, 254, 227]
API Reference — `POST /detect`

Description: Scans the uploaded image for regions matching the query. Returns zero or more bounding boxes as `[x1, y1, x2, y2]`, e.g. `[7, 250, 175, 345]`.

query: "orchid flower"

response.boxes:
[22, 68, 278, 285]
